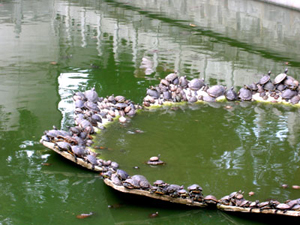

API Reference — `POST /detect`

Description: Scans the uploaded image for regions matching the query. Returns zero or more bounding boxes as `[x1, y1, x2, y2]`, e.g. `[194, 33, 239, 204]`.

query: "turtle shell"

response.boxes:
[263, 81, 275, 91]
[204, 195, 218, 204]
[225, 87, 238, 101]
[84, 88, 98, 102]
[115, 95, 126, 103]
[86, 154, 98, 165]
[276, 203, 291, 210]
[274, 73, 287, 84]
[165, 73, 178, 83]
[238, 88, 252, 101]
[207, 85, 226, 98]
[282, 89, 297, 100]
[259, 75, 270, 85]
[188, 78, 205, 91]
[290, 95, 300, 105]
[147, 88, 160, 99]
[116, 169, 129, 180]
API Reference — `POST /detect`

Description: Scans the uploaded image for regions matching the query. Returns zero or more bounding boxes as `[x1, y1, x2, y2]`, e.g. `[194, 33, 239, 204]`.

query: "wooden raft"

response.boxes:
[41, 141, 103, 172]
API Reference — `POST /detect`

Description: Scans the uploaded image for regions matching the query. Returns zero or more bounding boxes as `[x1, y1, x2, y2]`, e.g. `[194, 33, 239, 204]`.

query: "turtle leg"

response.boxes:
[91, 164, 95, 171]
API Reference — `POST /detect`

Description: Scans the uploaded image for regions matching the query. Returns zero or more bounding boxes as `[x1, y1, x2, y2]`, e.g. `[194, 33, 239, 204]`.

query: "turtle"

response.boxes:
[107, 95, 116, 104]
[84, 88, 98, 102]
[284, 76, 299, 90]
[225, 87, 238, 101]
[71, 145, 87, 161]
[146, 88, 160, 99]
[101, 171, 113, 178]
[238, 200, 251, 208]
[292, 204, 300, 211]
[274, 72, 287, 85]
[188, 78, 205, 91]
[259, 72, 271, 85]
[131, 175, 149, 184]
[219, 195, 230, 205]
[238, 88, 252, 101]
[139, 180, 151, 190]
[153, 180, 167, 187]
[290, 95, 300, 105]
[114, 103, 128, 110]
[276, 83, 286, 92]
[115, 95, 126, 103]
[245, 83, 258, 92]
[187, 184, 202, 194]
[163, 91, 172, 101]
[147, 155, 165, 165]
[263, 81, 275, 91]
[73, 91, 86, 101]
[204, 195, 219, 205]
[282, 89, 297, 100]
[110, 161, 119, 169]
[188, 96, 198, 103]
[111, 173, 122, 186]
[160, 79, 170, 86]
[123, 178, 139, 189]
[177, 189, 188, 198]
[203, 95, 216, 102]
[116, 169, 129, 181]
[55, 141, 71, 152]
[75, 99, 85, 109]
[275, 203, 291, 213]
[179, 76, 189, 88]
[40, 135, 50, 142]
[165, 184, 183, 194]
[207, 85, 226, 98]
[165, 73, 179, 84]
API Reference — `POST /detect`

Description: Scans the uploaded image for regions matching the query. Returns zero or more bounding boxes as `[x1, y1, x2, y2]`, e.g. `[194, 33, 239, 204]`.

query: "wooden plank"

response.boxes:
[217, 204, 300, 217]
[104, 178, 207, 207]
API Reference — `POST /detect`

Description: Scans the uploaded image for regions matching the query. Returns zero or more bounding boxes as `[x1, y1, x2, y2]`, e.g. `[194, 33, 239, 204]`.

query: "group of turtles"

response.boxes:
[41, 87, 142, 171]
[40, 69, 300, 217]
[219, 190, 300, 213]
[143, 68, 300, 107]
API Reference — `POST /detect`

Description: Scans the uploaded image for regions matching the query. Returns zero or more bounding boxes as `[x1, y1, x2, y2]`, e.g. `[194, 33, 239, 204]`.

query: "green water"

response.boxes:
[1, 0, 300, 224]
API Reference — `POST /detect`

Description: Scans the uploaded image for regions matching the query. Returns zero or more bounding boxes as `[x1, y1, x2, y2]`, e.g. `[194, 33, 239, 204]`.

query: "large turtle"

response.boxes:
[188, 78, 205, 91]
[225, 87, 238, 101]
[84, 88, 98, 102]
[207, 85, 226, 98]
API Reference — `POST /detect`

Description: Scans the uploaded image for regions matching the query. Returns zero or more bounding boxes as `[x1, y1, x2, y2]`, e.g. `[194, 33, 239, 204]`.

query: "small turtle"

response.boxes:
[75, 99, 85, 109]
[153, 180, 167, 187]
[165, 184, 183, 194]
[207, 85, 226, 98]
[147, 155, 165, 165]
[160, 79, 170, 86]
[245, 83, 258, 92]
[163, 91, 172, 101]
[115, 103, 128, 110]
[239, 200, 251, 207]
[276, 83, 286, 92]
[71, 145, 86, 158]
[139, 180, 151, 190]
[188, 78, 205, 91]
[204, 195, 219, 205]
[115, 95, 126, 103]
[225, 87, 238, 101]
[238, 88, 252, 101]
[187, 184, 202, 194]
[177, 189, 188, 198]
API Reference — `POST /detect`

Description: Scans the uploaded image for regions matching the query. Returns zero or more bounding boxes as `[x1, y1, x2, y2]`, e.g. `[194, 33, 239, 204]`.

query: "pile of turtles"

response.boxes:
[41, 87, 142, 172]
[219, 190, 300, 213]
[40, 69, 300, 217]
[143, 68, 300, 106]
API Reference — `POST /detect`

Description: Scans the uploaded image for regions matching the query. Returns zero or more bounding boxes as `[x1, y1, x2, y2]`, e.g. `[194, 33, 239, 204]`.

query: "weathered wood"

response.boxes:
[217, 204, 300, 217]
[41, 141, 103, 172]
[104, 178, 207, 207]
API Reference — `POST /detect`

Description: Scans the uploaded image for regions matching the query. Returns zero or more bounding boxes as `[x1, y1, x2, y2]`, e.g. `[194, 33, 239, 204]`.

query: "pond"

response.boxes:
[1, 0, 300, 224]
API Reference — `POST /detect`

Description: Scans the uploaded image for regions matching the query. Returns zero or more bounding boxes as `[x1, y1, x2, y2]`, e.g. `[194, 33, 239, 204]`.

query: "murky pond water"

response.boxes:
[1, 0, 300, 224]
